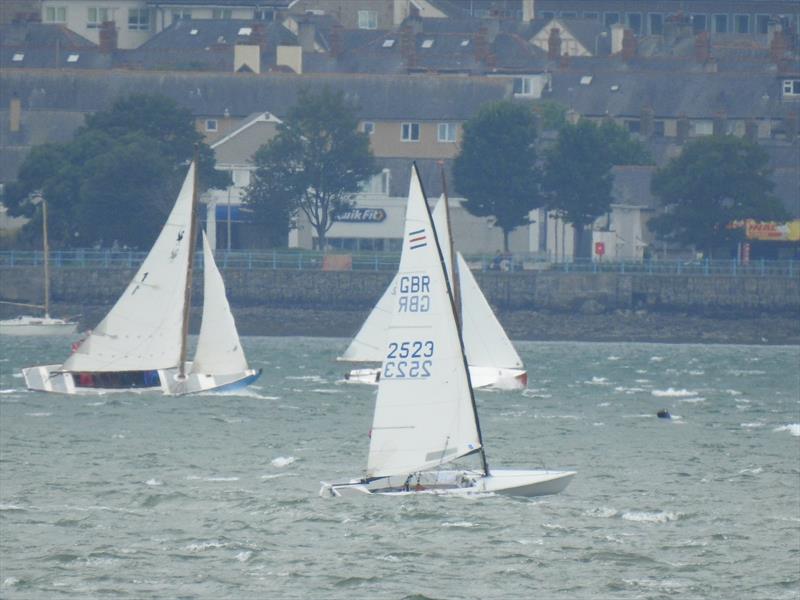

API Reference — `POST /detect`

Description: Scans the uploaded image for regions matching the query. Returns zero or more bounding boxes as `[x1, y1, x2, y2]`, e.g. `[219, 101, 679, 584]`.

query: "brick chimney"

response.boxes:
[547, 27, 561, 60]
[694, 31, 710, 63]
[99, 20, 117, 53]
[329, 23, 343, 57]
[100, 21, 117, 54]
[641, 106, 654, 138]
[297, 17, 316, 52]
[250, 23, 267, 50]
[621, 29, 637, 61]
[400, 24, 416, 68]
[9, 93, 21, 133]
[770, 29, 788, 63]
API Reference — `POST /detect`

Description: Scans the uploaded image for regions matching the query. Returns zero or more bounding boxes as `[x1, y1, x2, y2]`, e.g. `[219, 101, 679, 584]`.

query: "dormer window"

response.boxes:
[421, 39, 434, 48]
[12, 53, 24, 62]
[580, 75, 593, 85]
[67, 54, 80, 63]
[190, 29, 198, 35]
[382, 39, 395, 48]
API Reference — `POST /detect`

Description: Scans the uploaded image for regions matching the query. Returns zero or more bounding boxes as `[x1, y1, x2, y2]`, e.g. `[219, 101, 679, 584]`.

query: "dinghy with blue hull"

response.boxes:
[22, 162, 259, 396]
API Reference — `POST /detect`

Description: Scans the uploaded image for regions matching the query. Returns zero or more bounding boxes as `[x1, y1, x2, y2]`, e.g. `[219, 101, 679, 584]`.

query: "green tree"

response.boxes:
[543, 120, 614, 257]
[649, 135, 788, 257]
[453, 101, 542, 252]
[245, 87, 378, 250]
[597, 119, 654, 166]
[532, 100, 567, 131]
[2, 94, 227, 248]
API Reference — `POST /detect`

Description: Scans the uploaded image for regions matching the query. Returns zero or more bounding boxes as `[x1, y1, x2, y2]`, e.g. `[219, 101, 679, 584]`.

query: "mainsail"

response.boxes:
[62, 163, 196, 372]
[366, 167, 481, 479]
[191, 232, 249, 375]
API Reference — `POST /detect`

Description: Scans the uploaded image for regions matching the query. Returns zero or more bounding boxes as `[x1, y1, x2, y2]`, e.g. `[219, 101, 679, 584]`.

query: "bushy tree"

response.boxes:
[543, 120, 614, 257]
[453, 101, 542, 252]
[649, 135, 788, 256]
[245, 87, 378, 250]
[596, 119, 654, 166]
[2, 94, 227, 248]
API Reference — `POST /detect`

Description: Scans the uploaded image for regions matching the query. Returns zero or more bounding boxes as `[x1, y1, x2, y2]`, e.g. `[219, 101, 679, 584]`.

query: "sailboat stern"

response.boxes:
[482, 469, 576, 497]
[167, 367, 262, 395]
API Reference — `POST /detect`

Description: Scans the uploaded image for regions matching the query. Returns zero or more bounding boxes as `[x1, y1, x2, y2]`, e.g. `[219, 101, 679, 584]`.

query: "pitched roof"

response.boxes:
[0, 70, 512, 121]
[145, 0, 291, 6]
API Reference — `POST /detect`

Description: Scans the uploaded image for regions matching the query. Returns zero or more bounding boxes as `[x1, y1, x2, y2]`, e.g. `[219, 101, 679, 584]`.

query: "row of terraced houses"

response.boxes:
[1, 0, 799, 259]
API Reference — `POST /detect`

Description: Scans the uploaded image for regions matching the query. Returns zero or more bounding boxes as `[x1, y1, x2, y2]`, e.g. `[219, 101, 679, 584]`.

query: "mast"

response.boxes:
[439, 163, 461, 329]
[178, 149, 200, 378]
[416, 163, 489, 476]
[42, 198, 50, 318]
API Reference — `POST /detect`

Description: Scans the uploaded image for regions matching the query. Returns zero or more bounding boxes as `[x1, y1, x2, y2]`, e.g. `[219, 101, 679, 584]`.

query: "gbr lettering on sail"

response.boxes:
[383, 274, 434, 379]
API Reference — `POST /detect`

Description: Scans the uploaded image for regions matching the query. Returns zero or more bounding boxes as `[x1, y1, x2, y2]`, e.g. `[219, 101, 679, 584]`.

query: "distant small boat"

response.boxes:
[0, 197, 78, 336]
[657, 409, 672, 419]
[22, 161, 260, 395]
[321, 166, 574, 498]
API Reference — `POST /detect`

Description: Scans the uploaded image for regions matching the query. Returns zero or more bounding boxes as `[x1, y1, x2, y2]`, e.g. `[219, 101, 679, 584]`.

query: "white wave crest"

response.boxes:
[441, 521, 478, 528]
[235, 551, 252, 562]
[145, 479, 163, 486]
[652, 388, 697, 397]
[773, 424, 800, 437]
[678, 397, 706, 403]
[25, 412, 52, 417]
[271, 456, 296, 468]
[586, 506, 617, 519]
[621, 510, 679, 523]
[185, 541, 226, 552]
[741, 422, 764, 429]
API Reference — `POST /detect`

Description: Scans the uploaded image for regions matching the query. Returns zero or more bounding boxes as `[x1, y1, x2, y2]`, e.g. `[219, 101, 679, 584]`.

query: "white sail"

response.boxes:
[366, 167, 481, 479]
[191, 232, 249, 375]
[62, 164, 196, 372]
[457, 252, 524, 369]
[338, 275, 397, 361]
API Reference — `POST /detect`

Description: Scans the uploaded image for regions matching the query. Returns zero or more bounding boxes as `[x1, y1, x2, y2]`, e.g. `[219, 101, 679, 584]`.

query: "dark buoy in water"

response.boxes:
[657, 409, 671, 419]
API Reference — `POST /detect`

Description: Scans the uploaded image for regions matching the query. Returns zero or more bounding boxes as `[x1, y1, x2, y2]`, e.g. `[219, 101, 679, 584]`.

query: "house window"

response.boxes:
[626, 13, 642, 34]
[783, 80, 800, 97]
[172, 9, 191, 22]
[734, 14, 749, 33]
[437, 123, 456, 142]
[648, 13, 663, 35]
[358, 10, 377, 30]
[128, 8, 149, 31]
[583, 12, 599, 21]
[401, 122, 420, 142]
[653, 121, 665, 137]
[513, 76, 534, 96]
[755, 15, 770, 35]
[691, 120, 713, 136]
[625, 119, 640, 134]
[361, 169, 391, 195]
[255, 9, 275, 21]
[362, 122, 375, 135]
[212, 8, 233, 19]
[205, 119, 218, 132]
[87, 7, 111, 29]
[604, 12, 620, 27]
[560, 12, 577, 19]
[713, 14, 728, 33]
[540, 11, 555, 21]
[691, 14, 707, 32]
[45, 6, 67, 23]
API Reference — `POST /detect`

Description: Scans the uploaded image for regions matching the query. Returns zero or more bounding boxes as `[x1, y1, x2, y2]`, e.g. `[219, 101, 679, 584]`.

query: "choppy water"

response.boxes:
[0, 337, 798, 600]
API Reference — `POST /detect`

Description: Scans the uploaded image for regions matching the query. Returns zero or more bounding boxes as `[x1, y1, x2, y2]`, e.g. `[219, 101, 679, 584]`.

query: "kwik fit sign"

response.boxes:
[334, 208, 387, 223]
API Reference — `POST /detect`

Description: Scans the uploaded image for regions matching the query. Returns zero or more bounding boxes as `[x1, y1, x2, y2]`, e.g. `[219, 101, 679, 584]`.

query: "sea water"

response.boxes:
[0, 337, 798, 600]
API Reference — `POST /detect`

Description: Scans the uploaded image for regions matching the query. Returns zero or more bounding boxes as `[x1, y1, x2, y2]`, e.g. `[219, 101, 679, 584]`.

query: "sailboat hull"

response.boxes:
[0, 317, 78, 336]
[344, 365, 527, 390]
[321, 469, 575, 498]
[22, 363, 261, 396]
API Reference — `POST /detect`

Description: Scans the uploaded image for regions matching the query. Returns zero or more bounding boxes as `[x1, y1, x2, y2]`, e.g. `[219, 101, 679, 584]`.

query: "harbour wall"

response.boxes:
[2, 266, 798, 315]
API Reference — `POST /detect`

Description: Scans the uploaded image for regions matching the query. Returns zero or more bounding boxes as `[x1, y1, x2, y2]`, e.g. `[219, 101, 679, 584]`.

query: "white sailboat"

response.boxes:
[321, 166, 574, 498]
[22, 162, 260, 395]
[0, 197, 78, 336]
[340, 192, 526, 390]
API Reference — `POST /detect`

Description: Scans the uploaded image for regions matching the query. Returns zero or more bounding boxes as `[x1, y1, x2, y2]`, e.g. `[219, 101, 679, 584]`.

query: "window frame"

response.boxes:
[437, 122, 457, 143]
[755, 14, 770, 35]
[783, 79, 800, 97]
[362, 121, 375, 135]
[401, 122, 420, 142]
[513, 76, 534, 96]
[712, 14, 729, 33]
[734, 14, 750, 34]
[691, 14, 707, 32]
[212, 8, 233, 19]
[358, 9, 377, 30]
[128, 8, 149, 31]
[648, 13, 663, 35]
[45, 6, 67, 23]
[87, 7, 111, 29]
[205, 119, 218, 132]
[604, 12, 620, 27]
[626, 12, 643, 34]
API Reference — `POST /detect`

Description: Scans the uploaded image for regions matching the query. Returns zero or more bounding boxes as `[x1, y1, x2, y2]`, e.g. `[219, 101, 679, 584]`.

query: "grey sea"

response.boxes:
[0, 337, 798, 600]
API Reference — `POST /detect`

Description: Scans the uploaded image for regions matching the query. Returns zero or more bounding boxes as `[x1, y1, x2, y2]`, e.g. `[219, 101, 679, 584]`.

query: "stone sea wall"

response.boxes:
[2, 267, 798, 344]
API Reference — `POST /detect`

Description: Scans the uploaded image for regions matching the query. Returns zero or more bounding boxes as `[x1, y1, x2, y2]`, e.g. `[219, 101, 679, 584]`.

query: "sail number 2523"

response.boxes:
[383, 340, 434, 379]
